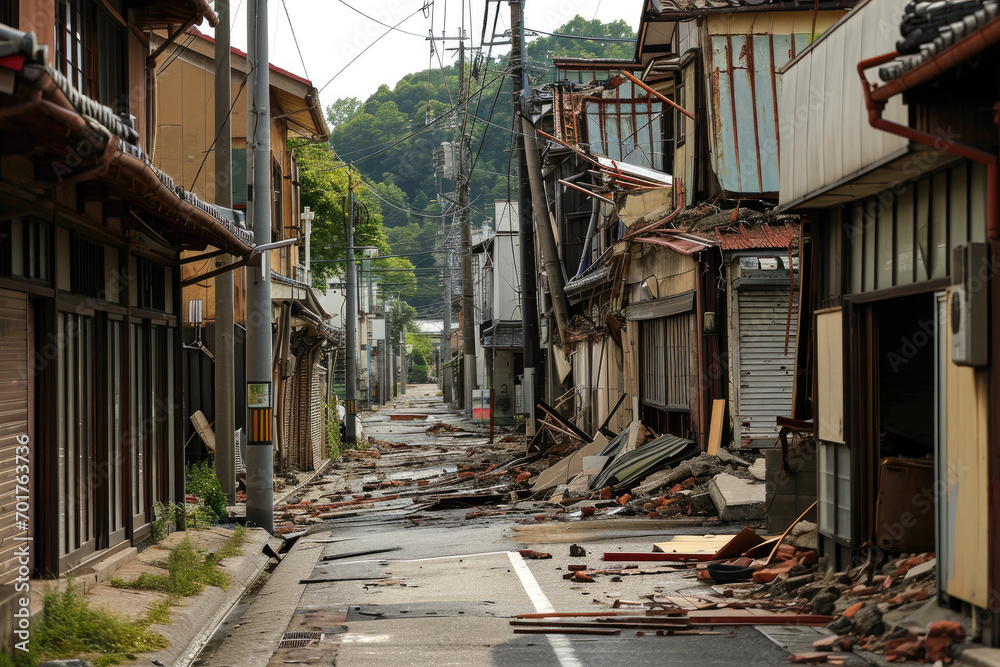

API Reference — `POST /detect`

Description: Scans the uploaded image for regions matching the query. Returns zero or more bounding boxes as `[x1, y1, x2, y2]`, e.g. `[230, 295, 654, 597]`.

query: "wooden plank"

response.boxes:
[536, 400, 592, 443]
[603, 552, 716, 562]
[712, 526, 766, 559]
[707, 399, 726, 456]
[765, 501, 818, 565]
[513, 627, 620, 636]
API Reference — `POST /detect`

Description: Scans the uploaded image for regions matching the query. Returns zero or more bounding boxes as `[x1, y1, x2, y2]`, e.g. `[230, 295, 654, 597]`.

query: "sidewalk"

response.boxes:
[27, 526, 279, 667]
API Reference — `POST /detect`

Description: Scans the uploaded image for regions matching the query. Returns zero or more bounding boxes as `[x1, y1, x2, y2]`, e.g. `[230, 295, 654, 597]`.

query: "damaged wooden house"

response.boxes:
[523, 0, 852, 452]
[0, 0, 254, 631]
[778, 0, 1000, 644]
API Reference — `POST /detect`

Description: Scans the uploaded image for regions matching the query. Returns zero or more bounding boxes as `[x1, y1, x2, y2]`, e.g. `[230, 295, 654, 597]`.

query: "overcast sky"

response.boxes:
[216, 0, 641, 112]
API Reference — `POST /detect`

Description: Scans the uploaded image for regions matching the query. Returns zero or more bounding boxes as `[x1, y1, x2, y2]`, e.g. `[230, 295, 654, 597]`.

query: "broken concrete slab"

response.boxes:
[708, 473, 766, 522]
[749, 458, 766, 481]
[717, 449, 752, 468]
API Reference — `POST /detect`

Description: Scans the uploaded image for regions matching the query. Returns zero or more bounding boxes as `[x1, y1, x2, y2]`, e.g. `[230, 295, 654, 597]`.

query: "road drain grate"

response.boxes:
[277, 631, 324, 648]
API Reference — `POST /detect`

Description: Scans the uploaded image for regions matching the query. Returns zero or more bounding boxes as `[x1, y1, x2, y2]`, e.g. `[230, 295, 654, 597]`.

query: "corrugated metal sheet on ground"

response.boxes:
[589, 434, 699, 490]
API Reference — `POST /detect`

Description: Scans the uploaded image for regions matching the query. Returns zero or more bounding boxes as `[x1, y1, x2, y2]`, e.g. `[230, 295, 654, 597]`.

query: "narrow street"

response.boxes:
[196, 386, 859, 667]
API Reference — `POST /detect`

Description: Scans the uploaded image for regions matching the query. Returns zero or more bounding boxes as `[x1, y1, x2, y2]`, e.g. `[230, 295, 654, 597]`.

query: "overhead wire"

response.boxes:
[318, 4, 429, 94]
[335, 0, 428, 38]
[280, 0, 310, 79]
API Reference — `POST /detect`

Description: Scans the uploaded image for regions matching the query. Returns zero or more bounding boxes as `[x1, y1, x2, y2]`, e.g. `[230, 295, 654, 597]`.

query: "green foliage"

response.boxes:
[150, 501, 180, 543]
[185, 461, 227, 521]
[327, 16, 634, 315]
[291, 140, 416, 297]
[24, 582, 167, 666]
[524, 17, 636, 65]
[111, 537, 233, 597]
[325, 397, 343, 460]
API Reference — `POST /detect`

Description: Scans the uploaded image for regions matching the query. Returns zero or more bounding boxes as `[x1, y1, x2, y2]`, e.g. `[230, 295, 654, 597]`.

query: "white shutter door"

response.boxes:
[735, 289, 798, 442]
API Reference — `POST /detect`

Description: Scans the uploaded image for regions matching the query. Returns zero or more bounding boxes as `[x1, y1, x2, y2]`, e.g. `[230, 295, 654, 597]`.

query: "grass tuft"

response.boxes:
[10, 582, 168, 666]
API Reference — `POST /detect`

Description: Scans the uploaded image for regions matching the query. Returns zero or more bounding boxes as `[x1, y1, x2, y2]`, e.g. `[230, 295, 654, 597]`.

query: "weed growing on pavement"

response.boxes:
[185, 461, 228, 520]
[150, 501, 181, 542]
[110, 536, 233, 597]
[325, 397, 342, 459]
[19, 581, 168, 666]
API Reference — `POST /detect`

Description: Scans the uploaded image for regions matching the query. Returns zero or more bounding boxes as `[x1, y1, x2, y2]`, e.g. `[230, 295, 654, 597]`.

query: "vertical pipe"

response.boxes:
[345, 175, 358, 444]
[245, 0, 273, 534]
[214, 0, 236, 503]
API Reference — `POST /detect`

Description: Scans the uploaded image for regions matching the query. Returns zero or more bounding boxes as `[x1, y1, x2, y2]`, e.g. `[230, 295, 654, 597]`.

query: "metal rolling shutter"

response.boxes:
[735, 289, 798, 442]
[295, 354, 310, 469]
[0, 289, 27, 587]
[310, 364, 326, 467]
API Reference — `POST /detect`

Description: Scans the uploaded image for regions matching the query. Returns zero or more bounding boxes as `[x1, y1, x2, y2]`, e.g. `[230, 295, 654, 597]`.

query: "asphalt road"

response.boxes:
[197, 386, 869, 667]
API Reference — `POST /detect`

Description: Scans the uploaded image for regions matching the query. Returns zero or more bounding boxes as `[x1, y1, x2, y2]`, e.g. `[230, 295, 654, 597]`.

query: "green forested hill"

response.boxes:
[326, 16, 636, 315]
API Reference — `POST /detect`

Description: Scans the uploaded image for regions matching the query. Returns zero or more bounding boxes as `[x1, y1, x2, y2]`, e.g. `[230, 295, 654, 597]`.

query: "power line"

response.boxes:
[327, 65, 512, 168]
[280, 0, 310, 80]
[525, 27, 636, 42]
[336, 0, 428, 38]
[318, 4, 429, 94]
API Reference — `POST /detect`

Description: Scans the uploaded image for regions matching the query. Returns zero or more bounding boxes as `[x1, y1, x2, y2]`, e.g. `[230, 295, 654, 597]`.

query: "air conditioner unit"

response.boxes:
[951, 242, 989, 366]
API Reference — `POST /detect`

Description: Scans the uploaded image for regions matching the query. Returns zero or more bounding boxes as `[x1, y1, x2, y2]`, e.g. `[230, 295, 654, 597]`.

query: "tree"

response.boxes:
[291, 140, 416, 299]
[326, 97, 363, 130]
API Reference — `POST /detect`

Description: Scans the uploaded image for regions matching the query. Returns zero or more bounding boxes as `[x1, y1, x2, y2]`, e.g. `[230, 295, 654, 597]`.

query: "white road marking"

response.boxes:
[507, 551, 584, 667]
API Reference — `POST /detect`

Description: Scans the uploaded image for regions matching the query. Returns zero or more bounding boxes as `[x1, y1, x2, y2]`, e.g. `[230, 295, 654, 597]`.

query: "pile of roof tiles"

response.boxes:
[750, 550, 970, 663]
[879, 0, 1000, 80]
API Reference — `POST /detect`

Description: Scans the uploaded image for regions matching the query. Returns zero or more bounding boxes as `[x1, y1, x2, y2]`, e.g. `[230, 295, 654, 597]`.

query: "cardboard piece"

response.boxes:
[711, 526, 766, 560]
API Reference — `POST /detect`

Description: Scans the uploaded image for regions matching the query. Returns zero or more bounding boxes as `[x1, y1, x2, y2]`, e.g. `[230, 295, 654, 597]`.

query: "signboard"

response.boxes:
[248, 382, 272, 409]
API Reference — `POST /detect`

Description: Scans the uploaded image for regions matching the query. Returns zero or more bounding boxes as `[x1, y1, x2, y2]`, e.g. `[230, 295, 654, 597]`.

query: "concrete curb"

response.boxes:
[957, 648, 1000, 667]
[143, 528, 279, 667]
[194, 530, 333, 667]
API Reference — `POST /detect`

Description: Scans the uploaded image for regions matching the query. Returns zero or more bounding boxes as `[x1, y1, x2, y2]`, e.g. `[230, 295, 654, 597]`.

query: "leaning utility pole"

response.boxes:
[214, 0, 235, 502]
[457, 38, 476, 418]
[510, 0, 540, 436]
[246, 0, 273, 534]
[344, 174, 359, 445]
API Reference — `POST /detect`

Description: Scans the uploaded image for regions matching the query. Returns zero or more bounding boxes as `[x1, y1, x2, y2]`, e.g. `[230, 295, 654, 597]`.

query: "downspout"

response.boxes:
[859, 46, 1000, 639]
[696, 254, 708, 450]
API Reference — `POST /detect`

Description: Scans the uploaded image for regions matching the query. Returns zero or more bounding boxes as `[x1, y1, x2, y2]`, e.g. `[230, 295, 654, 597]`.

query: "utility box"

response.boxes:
[493, 349, 517, 426]
[951, 242, 989, 366]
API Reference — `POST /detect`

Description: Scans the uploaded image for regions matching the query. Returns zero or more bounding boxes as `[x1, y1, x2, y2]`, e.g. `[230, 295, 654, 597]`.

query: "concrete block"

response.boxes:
[708, 473, 766, 522]
[749, 458, 766, 481]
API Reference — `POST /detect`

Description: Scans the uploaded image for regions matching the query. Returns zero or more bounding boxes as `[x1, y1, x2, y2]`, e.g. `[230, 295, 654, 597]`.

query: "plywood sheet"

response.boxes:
[532, 439, 608, 492]
[653, 534, 737, 554]
[945, 294, 989, 608]
[816, 310, 844, 443]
